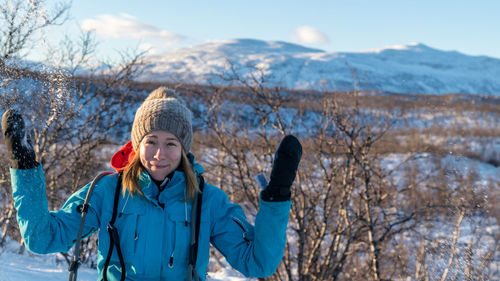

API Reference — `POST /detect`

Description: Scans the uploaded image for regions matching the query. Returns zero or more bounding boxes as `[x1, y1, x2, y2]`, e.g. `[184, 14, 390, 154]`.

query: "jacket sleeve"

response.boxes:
[10, 165, 101, 254]
[209, 186, 291, 278]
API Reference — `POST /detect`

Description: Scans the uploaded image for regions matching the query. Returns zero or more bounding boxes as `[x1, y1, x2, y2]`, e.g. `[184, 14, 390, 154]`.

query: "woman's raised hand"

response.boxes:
[1, 109, 38, 169]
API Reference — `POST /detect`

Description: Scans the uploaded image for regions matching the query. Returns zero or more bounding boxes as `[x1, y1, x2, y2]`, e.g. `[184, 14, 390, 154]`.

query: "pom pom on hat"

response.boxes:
[145, 87, 183, 102]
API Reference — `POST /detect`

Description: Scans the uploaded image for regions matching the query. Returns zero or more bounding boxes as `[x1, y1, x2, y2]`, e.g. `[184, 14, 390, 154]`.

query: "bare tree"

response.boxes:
[0, 0, 70, 61]
[185, 62, 499, 281]
[0, 0, 147, 264]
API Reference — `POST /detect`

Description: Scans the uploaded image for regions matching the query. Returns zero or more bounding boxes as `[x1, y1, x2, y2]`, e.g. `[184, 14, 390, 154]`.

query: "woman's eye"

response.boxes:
[167, 142, 177, 146]
[146, 140, 156, 145]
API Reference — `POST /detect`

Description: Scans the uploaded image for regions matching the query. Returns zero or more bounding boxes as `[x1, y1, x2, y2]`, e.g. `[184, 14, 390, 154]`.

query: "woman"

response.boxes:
[1, 87, 302, 281]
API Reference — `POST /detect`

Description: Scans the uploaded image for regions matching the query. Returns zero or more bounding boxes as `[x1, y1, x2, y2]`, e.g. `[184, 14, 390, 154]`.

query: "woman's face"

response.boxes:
[139, 130, 182, 181]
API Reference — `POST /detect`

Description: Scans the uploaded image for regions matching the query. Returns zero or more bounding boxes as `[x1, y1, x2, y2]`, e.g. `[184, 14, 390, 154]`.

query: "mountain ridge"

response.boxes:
[138, 39, 500, 95]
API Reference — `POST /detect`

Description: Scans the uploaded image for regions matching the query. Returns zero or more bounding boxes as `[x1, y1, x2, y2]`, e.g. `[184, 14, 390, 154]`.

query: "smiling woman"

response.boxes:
[140, 132, 182, 181]
[120, 88, 198, 199]
[2, 86, 302, 281]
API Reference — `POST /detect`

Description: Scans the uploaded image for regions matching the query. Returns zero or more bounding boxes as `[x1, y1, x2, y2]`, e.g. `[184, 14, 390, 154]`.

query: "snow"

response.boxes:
[363, 42, 423, 53]
[137, 39, 500, 95]
[0, 236, 95, 281]
[0, 236, 253, 281]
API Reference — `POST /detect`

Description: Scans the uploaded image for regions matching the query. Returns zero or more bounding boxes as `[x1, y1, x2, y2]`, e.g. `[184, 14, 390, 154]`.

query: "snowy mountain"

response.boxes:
[138, 39, 500, 95]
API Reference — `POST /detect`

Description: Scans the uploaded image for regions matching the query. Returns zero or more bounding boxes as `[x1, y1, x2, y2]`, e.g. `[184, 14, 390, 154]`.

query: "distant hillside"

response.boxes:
[138, 39, 500, 95]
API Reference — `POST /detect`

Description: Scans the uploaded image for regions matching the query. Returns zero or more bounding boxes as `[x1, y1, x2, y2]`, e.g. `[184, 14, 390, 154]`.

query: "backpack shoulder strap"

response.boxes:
[188, 175, 205, 281]
[109, 172, 122, 225]
[103, 172, 126, 281]
[69, 171, 114, 281]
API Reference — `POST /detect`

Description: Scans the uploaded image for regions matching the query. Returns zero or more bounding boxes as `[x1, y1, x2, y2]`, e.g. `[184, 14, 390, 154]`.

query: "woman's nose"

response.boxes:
[154, 147, 166, 160]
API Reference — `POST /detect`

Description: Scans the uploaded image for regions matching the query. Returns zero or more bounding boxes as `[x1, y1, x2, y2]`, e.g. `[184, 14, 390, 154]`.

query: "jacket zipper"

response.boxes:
[169, 217, 176, 268]
[232, 216, 250, 242]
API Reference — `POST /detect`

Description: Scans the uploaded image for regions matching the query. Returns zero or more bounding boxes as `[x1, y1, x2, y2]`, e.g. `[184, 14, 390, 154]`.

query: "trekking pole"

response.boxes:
[68, 171, 114, 281]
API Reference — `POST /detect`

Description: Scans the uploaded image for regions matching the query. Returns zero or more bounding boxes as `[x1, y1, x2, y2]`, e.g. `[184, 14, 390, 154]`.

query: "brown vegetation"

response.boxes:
[0, 2, 498, 279]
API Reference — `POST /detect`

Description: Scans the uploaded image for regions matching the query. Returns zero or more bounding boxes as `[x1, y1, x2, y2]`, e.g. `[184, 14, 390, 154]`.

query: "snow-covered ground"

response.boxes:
[0, 236, 95, 281]
[0, 236, 253, 281]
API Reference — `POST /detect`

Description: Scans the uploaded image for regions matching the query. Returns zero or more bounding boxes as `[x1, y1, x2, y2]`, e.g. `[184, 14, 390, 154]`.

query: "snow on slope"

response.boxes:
[138, 39, 500, 95]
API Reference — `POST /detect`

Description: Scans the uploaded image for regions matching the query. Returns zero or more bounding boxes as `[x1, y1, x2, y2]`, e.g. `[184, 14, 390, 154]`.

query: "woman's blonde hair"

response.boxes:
[122, 148, 199, 200]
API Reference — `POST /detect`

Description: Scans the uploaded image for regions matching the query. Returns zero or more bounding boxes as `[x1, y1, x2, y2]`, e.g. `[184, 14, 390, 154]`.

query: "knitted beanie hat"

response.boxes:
[131, 87, 193, 152]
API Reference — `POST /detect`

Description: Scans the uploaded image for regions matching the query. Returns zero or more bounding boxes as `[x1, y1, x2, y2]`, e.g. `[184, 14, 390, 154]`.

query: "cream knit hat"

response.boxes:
[131, 87, 193, 152]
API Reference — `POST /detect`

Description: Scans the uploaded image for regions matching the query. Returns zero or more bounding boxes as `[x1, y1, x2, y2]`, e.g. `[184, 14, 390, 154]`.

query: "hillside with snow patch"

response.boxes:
[138, 39, 500, 95]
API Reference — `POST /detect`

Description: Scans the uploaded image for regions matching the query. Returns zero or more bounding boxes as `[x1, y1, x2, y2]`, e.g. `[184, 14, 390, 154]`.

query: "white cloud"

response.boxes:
[81, 14, 184, 46]
[291, 26, 329, 44]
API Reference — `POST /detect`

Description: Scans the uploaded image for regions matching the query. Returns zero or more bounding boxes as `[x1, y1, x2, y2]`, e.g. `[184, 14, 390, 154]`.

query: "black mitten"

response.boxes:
[1, 109, 39, 169]
[261, 135, 302, 202]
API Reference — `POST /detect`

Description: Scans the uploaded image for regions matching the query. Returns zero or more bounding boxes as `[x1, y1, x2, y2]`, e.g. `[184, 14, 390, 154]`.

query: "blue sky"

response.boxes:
[40, 0, 500, 60]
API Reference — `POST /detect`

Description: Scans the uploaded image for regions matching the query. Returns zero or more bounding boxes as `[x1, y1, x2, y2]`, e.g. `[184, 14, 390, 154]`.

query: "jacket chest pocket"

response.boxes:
[112, 208, 147, 274]
[167, 212, 192, 269]
[166, 210, 211, 272]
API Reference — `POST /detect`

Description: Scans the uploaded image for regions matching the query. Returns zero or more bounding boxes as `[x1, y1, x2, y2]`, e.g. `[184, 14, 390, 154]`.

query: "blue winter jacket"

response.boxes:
[10, 162, 291, 280]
